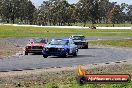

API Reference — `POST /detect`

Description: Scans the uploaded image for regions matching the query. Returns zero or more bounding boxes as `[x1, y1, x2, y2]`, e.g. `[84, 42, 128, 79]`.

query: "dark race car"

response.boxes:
[69, 35, 88, 49]
[25, 38, 47, 55]
[42, 38, 78, 58]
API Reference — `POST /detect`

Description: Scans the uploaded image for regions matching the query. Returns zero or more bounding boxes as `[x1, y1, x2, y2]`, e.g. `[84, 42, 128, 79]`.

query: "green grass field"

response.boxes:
[0, 26, 132, 38]
[90, 39, 132, 48]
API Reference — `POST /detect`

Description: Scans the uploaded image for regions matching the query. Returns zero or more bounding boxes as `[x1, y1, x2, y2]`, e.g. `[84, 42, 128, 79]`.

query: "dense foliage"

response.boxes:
[0, 0, 132, 26]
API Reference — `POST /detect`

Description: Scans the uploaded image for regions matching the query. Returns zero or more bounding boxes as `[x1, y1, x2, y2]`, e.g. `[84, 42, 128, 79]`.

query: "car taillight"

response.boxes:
[58, 48, 61, 51]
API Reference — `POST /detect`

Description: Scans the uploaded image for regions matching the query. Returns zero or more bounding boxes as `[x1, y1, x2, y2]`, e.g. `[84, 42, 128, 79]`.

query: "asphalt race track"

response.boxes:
[0, 36, 132, 72]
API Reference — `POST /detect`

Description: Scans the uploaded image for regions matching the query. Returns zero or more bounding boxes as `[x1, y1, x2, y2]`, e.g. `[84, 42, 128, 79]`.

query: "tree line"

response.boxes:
[0, 0, 132, 26]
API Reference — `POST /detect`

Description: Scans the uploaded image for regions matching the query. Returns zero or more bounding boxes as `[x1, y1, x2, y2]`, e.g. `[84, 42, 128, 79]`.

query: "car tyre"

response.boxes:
[73, 50, 78, 56]
[25, 51, 28, 55]
[43, 55, 48, 58]
[64, 52, 69, 58]
[84, 45, 88, 49]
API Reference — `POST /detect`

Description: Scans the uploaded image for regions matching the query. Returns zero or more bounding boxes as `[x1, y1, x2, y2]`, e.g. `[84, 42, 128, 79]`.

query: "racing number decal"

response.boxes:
[69, 47, 73, 54]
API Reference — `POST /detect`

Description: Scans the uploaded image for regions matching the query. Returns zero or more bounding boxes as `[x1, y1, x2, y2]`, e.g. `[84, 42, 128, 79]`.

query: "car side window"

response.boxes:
[69, 40, 74, 45]
[40, 39, 46, 43]
[65, 41, 69, 45]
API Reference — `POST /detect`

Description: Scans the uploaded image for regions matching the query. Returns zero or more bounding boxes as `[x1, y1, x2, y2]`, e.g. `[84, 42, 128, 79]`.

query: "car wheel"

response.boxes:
[39, 52, 43, 55]
[25, 51, 28, 55]
[64, 52, 69, 58]
[73, 50, 78, 56]
[43, 55, 48, 58]
[84, 45, 88, 49]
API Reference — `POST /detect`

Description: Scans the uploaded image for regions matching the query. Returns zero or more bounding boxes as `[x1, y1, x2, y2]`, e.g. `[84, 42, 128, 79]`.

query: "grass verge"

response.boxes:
[90, 39, 132, 48]
[0, 26, 132, 38]
[0, 64, 132, 88]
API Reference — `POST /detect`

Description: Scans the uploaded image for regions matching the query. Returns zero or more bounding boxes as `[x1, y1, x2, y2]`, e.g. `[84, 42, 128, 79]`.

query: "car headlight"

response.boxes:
[58, 48, 61, 51]
[61, 48, 65, 51]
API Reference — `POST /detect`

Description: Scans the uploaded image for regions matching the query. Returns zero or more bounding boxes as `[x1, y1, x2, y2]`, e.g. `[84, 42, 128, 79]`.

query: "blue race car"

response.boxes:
[42, 38, 78, 58]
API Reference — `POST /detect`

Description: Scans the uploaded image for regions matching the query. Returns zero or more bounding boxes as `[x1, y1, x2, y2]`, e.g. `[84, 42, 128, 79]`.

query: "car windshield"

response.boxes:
[72, 36, 85, 40]
[50, 40, 69, 45]
[29, 38, 46, 43]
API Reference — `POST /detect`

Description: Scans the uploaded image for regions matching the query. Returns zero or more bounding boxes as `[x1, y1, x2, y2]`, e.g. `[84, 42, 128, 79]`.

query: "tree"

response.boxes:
[90, 0, 99, 24]
[1, 0, 11, 23]
[10, 0, 21, 24]
[38, 1, 51, 26]
[0, 0, 2, 16]
[52, 0, 71, 25]
[0, 0, 130, 26]
[76, 0, 100, 26]
[126, 5, 132, 24]
[38, 0, 74, 26]
[0, 0, 35, 24]
[108, 6, 121, 26]
[76, 0, 91, 26]
[26, 0, 36, 24]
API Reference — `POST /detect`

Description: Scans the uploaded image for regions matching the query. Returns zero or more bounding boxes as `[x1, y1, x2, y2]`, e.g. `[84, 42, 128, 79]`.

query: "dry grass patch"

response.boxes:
[0, 64, 132, 88]
[0, 41, 21, 58]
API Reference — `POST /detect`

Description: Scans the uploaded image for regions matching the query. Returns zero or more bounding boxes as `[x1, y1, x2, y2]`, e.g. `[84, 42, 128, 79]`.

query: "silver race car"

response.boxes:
[69, 35, 88, 49]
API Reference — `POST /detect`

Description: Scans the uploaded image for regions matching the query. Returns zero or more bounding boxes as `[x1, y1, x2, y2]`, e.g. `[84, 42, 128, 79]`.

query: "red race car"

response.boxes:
[25, 38, 47, 55]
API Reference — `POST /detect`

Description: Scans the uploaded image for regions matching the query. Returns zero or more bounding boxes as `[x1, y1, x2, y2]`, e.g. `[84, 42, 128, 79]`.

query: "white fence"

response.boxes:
[0, 23, 132, 30]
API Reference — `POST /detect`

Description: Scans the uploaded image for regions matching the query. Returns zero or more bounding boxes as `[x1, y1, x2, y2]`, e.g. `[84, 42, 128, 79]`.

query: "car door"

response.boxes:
[69, 40, 76, 54]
